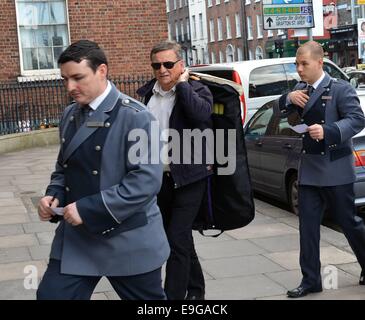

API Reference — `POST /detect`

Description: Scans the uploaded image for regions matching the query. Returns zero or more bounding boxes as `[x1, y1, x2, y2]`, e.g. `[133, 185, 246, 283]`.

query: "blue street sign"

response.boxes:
[272, 0, 306, 4]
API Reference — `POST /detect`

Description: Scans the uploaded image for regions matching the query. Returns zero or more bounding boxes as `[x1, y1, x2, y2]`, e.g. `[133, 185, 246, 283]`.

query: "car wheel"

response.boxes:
[288, 174, 299, 216]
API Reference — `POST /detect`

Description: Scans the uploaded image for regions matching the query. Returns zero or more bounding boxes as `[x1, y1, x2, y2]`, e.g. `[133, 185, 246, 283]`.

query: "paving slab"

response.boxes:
[226, 223, 297, 240]
[201, 255, 285, 279]
[0, 224, 24, 237]
[249, 234, 330, 253]
[0, 247, 31, 264]
[0, 279, 37, 300]
[0, 234, 38, 249]
[28, 245, 51, 260]
[22, 221, 57, 234]
[196, 239, 267, 260]
[0, 260, 46, 282]
[264, 246, 357, 271]
[205, 274, 286, 300]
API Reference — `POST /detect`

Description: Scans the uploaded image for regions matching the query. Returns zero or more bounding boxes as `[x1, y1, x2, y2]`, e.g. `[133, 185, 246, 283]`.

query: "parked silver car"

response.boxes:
[244, 92, 365, 215]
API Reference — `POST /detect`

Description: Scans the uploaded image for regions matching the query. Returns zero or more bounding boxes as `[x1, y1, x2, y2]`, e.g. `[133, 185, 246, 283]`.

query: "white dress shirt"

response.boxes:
[146, 82, 176, 171]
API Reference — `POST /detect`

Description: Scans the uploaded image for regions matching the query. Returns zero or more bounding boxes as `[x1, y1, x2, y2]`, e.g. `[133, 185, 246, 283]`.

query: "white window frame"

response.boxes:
[237, 47, 243, 61]
[277, 29, 285, 35]
[211, 51, 216, 63]
[245, 0, 251, 4]
[209, 19, 215, 42]
[168, 22, 172, 40]
[235, 13, 241, 38]
[166, 0, 170, 12]
[247, 16, 253, 40]
[226, 44, 234, 62]
[226, 15, 231, 39]
[267, 29, 273, 38]
[186, 17, 190, 40]
[199, 13, 203, 39]
[180, 19, 184, 42]
[175, 21, 179, 41]
[256, 15, 263, 39]
[15, 0, 71, 79]
[216, 0, 221, 5]
[255, 45, 264, 60]
[219, 50, 224, 63]
[217, 17, 223, 41]
[192, 15, 197, 40]
[207, 0, 212, 7]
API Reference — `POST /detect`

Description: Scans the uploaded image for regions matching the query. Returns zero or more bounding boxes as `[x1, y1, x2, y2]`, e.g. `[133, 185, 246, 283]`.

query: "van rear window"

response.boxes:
[249, 65, 288, 98]
[195, 70, 234, 81]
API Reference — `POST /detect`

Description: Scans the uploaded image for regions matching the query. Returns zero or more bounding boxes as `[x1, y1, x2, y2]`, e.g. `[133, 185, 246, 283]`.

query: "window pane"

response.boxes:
[22, 48, 38, 70]
[249, 65, 288, 98]
[284, 63, 300, 90]
[20, 27, 37, 48]
[35, 2, 50, 25]
[35, 26, 52, 46]
[53, 46, 66, 66]
[50, 2, 66, 24]
[38, 47, 53, 69]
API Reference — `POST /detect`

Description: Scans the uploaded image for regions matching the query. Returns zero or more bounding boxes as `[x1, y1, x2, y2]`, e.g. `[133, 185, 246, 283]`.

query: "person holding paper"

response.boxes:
[276, 41, 365, 298]
[37, 40, 169, 300]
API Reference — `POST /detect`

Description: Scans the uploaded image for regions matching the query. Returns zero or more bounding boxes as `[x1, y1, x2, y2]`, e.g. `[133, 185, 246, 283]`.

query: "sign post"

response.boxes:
[263, 0, 314, 30]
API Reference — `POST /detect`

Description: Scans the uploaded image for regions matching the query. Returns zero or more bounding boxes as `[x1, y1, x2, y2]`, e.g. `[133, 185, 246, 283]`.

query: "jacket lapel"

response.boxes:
[302, 73, 331, 117]
[62, 84, 121, 163]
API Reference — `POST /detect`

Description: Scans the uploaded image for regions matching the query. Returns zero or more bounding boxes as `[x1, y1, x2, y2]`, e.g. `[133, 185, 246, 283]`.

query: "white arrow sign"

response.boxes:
[284, 0, 292, 3]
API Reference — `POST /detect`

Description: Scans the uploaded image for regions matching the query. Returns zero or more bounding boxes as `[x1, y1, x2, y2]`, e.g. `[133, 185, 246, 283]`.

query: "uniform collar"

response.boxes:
[310, 72, 325, 90]
[89, 81, 112, 110]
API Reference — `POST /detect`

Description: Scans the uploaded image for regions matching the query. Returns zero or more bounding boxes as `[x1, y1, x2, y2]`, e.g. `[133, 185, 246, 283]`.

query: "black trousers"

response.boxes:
[158, 172, 206, 300]
[298, 184, 365, 289]
[37, 259, 166, 300]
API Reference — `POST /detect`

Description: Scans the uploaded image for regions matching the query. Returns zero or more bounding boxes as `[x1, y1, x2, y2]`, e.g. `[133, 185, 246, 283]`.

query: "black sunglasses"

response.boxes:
[151, 60, 180, 70]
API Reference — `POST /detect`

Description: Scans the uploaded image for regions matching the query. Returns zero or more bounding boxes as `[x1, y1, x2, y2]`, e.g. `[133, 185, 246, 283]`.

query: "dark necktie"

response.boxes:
[307, 85, 315, 96]
[76, 105, 91, 129]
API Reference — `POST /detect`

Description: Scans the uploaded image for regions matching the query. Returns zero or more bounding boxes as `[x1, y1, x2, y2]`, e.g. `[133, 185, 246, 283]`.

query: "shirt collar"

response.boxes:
[311, 72, 325, 90]
[88, 81, 112, 110]
[152, 81, 176, 97]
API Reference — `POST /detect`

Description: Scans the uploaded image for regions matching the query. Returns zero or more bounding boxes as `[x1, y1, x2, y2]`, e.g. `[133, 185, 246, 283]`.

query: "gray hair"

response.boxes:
[150, 40, 183, 60]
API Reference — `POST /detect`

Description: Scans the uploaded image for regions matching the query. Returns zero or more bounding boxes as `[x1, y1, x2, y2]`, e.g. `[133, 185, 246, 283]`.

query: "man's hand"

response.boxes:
[288, 90, 310, 109]
[308, 124, 324, 141]
[38, 196, 59, 221]
[177, 69, 189, 83]
[64, 202, 83, 226]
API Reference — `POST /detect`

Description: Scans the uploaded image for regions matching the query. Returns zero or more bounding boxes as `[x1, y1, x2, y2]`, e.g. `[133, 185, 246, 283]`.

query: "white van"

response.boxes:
[189, 57, 349, 124]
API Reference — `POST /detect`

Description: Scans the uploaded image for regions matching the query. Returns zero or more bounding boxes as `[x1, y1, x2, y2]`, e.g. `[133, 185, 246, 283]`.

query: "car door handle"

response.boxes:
[255, 141, 263, 147]
[283, 143, 292, 149]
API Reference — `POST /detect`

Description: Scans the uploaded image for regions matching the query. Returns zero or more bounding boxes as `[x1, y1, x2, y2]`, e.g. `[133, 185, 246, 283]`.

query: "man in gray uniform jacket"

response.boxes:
[276, 41, 365, 298]
[37, 40, 170, 300]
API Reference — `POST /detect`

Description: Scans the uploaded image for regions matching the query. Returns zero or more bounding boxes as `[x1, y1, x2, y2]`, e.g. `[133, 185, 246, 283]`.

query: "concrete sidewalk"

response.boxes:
[0, 145, 364, 300]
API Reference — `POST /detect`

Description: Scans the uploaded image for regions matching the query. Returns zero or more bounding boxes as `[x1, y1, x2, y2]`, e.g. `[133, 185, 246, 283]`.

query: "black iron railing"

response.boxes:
[0, 74, 152, 135]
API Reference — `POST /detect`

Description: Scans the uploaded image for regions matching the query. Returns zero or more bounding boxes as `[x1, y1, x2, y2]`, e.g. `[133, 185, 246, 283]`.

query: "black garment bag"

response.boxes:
[190, 73, 255, 236]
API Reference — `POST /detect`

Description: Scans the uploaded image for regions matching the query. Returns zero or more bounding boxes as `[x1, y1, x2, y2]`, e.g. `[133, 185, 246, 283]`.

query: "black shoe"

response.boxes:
[185, 294, 205, 300]
[360, 271, 364, 285]
[287, 285, 322, 298]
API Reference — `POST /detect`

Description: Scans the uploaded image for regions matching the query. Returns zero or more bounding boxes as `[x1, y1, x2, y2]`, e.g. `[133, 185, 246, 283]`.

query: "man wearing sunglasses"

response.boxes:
[137, 40, 213, 300]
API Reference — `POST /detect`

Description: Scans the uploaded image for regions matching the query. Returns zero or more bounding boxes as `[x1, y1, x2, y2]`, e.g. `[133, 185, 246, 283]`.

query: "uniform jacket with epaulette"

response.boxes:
[276, 72, 365, 186]
[45, 82, 170, 276]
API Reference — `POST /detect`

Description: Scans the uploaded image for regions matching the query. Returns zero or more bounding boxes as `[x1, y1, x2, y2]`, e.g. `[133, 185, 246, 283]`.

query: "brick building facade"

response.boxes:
[206, 0, 246, 63]
[0, 0, 167, 82]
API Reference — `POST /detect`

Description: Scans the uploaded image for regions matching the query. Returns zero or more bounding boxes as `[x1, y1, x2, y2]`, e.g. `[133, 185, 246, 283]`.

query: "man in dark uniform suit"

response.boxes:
[37, 40, 170, 300]
[276, 41, 365, 298]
